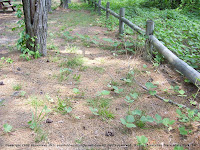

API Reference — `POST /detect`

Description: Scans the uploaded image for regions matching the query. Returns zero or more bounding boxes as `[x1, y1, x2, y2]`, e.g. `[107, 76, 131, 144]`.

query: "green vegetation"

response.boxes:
[87, 93, 114, 120]
[3, 123, 13, 133]
[13, 84, 22, 91]
[55, 97, 72, 115]
[83, 0, 200, 70]
[28, 101, 51, 142]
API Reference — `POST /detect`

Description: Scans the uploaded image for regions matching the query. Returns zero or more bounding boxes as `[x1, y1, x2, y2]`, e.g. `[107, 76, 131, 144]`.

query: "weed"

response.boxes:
[136, 135, 148, 150]
[57, 68, 72, 82]
[28, 103, 51, 142]
[145, 82, 157, 96]
[73, 74, 81, 82]
[88, 96, 114, 119]
[60, 56, 83, 69]
[13, 84, 22, 91]
[121, 109, 175, 129]
[3, 123, 13, 133]
[20, 91, 26, 97]
[92, 66, 105, 74]
[1, 57, 14, 64]
[55, 97, 72, 115]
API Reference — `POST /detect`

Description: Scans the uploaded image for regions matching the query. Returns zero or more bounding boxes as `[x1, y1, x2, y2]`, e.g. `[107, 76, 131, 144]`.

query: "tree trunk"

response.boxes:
[60, 0, 71, 9]
[47, 0, 52, 12]
[22, 0, 48, 56]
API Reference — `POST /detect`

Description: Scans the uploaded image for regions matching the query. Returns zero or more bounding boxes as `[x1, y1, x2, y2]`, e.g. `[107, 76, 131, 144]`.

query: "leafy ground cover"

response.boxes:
[0, 0, 200, 150]
[88, 0, 200, 70]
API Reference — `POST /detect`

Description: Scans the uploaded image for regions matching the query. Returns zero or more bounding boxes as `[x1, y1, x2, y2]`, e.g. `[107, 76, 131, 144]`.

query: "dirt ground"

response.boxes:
[0, 1, 200, 150]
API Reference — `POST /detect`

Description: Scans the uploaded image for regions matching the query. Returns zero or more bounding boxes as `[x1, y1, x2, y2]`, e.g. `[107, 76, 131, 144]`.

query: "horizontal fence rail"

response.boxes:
[85, 0, 200, 87]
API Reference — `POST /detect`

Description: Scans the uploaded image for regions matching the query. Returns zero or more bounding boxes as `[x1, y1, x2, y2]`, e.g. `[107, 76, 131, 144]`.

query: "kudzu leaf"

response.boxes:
[130, 93, 138, 99]
[146, 116, 154, 122]
[179, 126, 188, 135]
[149, 90, 157, 95]
[120, 118, 127, 125]
[132, 109, 142, 116]
[145, 82, 157, 89]
[126, 123, 136, 128]
[140, 116, 146, 122]
[126, 115, 135, 123]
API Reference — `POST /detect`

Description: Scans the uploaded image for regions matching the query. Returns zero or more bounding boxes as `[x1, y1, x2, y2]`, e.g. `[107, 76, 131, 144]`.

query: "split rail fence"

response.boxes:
[83, 0, 200, 87]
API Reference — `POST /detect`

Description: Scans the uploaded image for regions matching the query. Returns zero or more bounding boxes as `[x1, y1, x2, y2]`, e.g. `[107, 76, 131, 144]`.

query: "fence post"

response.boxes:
[145, 20, 154, 60]
[119, 8, 125, 35]
[106, 2, 110, 19]
[98, 0, 101, 15]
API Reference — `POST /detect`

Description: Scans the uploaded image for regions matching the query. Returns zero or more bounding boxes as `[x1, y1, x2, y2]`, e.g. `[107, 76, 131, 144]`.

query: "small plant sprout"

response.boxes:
[56, 97, 72, 115]
[20, 91, 26, 97]
[177, 89, 187, 97]
[120, 115, 136, 128]
[73, 88, 80, 95]
[3, 123, 13, 133]
[45, 94, 54, 103]
[179, 126, 188, 136]
[97, 90, 110, 96]
[143, 64, 148, 69]
[145, 82, 157, 95]
[162, 118, 175, 131]
[136, 135, 148, 149]
[28, 105, 51, 131]
[13, 84, 22, 91]
[89, 107, 99, 116]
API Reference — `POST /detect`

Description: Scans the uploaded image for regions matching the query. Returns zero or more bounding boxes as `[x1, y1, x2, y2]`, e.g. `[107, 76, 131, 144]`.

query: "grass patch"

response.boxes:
[13, 84, 22, 91]
[92, 66, 105, 74]
[60, 56, 84, 68]
[87, 97, 115, 119]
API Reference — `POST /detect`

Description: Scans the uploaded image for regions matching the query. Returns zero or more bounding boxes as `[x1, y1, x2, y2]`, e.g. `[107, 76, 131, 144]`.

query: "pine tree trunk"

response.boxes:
[60, 0, 71, 9]
[47, 0, 52, 12]
[22, 0, 48, 56]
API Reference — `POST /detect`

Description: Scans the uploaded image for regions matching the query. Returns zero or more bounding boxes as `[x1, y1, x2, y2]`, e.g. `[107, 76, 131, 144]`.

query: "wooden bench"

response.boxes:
[0, 0, 16, 13]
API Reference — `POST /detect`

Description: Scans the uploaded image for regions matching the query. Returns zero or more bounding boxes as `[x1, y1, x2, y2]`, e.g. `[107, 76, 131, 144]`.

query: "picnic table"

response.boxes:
[0, 0, 15, 12]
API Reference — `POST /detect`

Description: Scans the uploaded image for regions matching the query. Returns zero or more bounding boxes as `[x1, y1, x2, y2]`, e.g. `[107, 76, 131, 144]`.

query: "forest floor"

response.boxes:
[0, 1, 200, 150]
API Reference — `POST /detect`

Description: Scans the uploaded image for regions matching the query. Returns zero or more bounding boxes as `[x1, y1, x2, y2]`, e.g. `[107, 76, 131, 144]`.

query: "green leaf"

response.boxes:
[120, 118, 127, 125]
[174, 146, 185, 150]
[89, 107, 99, 115]
[132, 109, 142, 116]
[145, 82, 157, 89]
[126, 115, 135, 123]
[126, 123, 136, 128]
[143, 64, 147, 69]
[146, 116, 154, 122]
[162, 118, 170, 127]
[99, 90, 110, 96]
[149, 90, 157, 95]
[178, 90, 185, 95]
[176, 109, 182, 116]
[140, 116, 147, 122]
[3, 124, 13, 133]
[155, 114, 162, 124]
[102, 38, 114, 43]
[136, 135, 148, 146]
[130, 93, 138, 99]
[179, 126, 188, 135]
[65, 107, 72, 113]
[73, 88, 80, 94]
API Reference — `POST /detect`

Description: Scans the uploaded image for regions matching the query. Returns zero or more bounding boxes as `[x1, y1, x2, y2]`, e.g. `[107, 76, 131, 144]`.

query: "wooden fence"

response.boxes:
[83, 0, 200, 87]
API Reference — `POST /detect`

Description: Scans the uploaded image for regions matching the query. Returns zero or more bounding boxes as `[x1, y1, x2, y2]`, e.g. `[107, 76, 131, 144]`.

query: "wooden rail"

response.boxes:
[84, 0, 200, 87]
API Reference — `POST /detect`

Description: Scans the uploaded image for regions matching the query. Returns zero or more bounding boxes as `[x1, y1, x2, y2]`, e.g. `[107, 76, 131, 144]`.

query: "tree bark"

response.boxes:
[60, 0, 71, 9]
[22, 0, 48, 56]
[47, 0, 52, 12]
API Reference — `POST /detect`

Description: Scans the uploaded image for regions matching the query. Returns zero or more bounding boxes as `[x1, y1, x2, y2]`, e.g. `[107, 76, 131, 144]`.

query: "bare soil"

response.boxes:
[0, 1, 199, 150]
